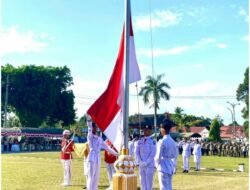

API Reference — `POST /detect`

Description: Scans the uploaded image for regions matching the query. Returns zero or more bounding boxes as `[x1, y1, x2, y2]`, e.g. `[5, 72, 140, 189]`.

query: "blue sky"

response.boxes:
[1, 0, 249, 124]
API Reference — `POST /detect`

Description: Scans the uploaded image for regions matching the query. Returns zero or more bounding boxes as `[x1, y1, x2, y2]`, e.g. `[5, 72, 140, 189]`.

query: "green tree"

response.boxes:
[170, 107, 212, 132]
[139, 74, 170, 133]
[171, 107, 185, 132]
[208, 118, 222, 142]
[1, 64, 76, 127]
[236, 67, 249, 137]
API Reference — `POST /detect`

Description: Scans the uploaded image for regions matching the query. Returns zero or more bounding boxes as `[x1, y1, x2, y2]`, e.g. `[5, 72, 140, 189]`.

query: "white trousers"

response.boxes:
[84, 160, 88, 185]
[87, 161, 100, 190]
[182, 156, 189, 170]
[105, 163, 115, 187]
[194, 156, 201, 170]
[172, 158, 177, 174]
[158, 172, 173, 190]
[139, 167, 155, 190]
[61, 159, 71, 185]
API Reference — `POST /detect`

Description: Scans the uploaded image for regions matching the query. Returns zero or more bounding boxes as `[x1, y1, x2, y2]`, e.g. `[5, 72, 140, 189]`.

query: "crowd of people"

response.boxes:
[1, 136, 61, 152]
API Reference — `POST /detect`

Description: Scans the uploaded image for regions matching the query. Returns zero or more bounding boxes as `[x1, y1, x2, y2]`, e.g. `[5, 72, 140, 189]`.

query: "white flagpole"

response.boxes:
[123, 0, 131, 151]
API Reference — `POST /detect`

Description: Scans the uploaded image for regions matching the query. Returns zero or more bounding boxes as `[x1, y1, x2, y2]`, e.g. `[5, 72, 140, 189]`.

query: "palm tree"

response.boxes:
[139, 74, 170, 135]
[172, 107, 185, 132]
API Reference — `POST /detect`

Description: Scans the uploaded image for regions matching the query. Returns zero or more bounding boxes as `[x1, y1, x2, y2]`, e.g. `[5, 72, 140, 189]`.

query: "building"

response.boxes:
[170, 126, 209, 140]
[220, 126, 245, 141]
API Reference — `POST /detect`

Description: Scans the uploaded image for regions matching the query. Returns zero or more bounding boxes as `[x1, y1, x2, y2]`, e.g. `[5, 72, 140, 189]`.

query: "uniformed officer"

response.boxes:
[155, 119, 178, 190]
[192, 139, 202, 171]
[182, 138, 191, 173]
[86, 118, 119, 190]
[61, 130, 74, 186]
[104, 139, 118, 190]
[135, 124, 156, 190]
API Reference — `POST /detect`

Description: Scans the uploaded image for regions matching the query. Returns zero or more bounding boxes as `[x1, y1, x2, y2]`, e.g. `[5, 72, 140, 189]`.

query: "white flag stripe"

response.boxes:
[104, 110, 124, 151]
[129, 37, 141, 84]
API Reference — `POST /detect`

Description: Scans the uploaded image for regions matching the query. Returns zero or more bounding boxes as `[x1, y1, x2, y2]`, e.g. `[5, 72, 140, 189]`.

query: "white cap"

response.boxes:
[63, 130, 71, 135]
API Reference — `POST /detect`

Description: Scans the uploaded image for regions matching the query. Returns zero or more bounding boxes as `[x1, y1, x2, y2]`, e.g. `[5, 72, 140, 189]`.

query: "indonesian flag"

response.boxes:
[87, 22, 141, 151]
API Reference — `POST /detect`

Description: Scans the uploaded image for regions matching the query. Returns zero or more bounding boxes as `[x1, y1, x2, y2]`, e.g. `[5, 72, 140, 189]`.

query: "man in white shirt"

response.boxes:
[155, 119, 178, 190]
[192, 139, 202, 171]
[135, 125, 156, 190]
[182, 138, 191, 173]
[86, 118, 119, 190]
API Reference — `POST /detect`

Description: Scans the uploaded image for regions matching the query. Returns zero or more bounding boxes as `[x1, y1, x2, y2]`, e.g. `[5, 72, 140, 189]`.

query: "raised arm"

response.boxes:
[102, 140, 119, 156]
[87, 120, 93, 140]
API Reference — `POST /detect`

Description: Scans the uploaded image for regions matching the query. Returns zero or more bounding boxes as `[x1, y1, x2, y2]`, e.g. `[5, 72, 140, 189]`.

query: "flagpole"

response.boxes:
[123, 0, 131, 152]
[113, 1, 137, 189]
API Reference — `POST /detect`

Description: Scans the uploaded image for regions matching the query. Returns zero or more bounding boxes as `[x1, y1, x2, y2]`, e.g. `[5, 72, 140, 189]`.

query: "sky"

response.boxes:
[1, 0, 249, 125]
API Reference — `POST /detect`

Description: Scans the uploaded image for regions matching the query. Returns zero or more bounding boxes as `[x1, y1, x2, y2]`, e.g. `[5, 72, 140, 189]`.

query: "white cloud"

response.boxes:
[137, 80, 242, 124]
[0, 26, 49, 55]
[69, 77, 108, 118]
[186, 7, 206, 18]
[170, 81, 222, 96]
[71, 78, 243, 124]
[238, 7, 249, 22]
[138, 46, 190, 57]
[195, 38, 216, 46]
[134, 10, 181, 31]
[217, 43, 228, 49]
[167, 64, 204, 73]
[242, 35, 250, 41]
[137, 37, 226, 57]
[138, 63, 151, 72]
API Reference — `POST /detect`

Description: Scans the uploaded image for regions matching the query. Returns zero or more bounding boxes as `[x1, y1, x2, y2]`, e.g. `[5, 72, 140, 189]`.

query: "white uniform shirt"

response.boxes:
[193, 144, 201, 157]
[182, 143, 191, 157]
[135, 136, 156, 168]
[155, 135, 178, 174]
[87, 121, 117, 162]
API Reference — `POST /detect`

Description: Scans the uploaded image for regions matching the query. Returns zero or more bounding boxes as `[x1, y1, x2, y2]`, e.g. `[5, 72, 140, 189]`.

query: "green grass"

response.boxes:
[2, 152, 249, 190]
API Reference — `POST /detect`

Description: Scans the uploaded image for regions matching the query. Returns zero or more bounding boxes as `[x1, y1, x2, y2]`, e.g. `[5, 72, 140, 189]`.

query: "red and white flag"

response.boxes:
[87, 22, 141, 151]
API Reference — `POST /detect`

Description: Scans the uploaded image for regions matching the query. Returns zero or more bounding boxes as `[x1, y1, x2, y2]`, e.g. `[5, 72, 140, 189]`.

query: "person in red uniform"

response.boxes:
[104, 139, 118, 190]
[61, 130, 74, 186]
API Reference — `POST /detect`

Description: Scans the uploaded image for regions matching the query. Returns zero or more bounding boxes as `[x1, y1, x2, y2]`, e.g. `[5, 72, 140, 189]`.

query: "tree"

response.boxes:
[171, 107, 185, 132]
[236, 67, 249, 137]
[171, 107, 212, 132]
[1, 64, 76, 127]
[208, 117, 221, 142]
[139, 74, 170, 133]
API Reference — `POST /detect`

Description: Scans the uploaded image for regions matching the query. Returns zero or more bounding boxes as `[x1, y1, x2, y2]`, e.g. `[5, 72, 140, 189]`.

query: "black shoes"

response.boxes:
[183, 170, 189, 173]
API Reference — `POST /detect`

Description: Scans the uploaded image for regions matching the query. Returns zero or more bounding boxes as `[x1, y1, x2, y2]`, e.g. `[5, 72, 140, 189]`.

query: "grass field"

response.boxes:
[2, 152, 249, 190]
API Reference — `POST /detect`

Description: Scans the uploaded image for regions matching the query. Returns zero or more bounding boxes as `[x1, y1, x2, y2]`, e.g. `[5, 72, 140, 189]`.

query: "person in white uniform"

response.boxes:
[86, 118, 119, 190]
[155, 119, 178, 190]
[182, 138, 191, 173]
[192, 139, 202, 171]
[135, 125, 156, 190]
